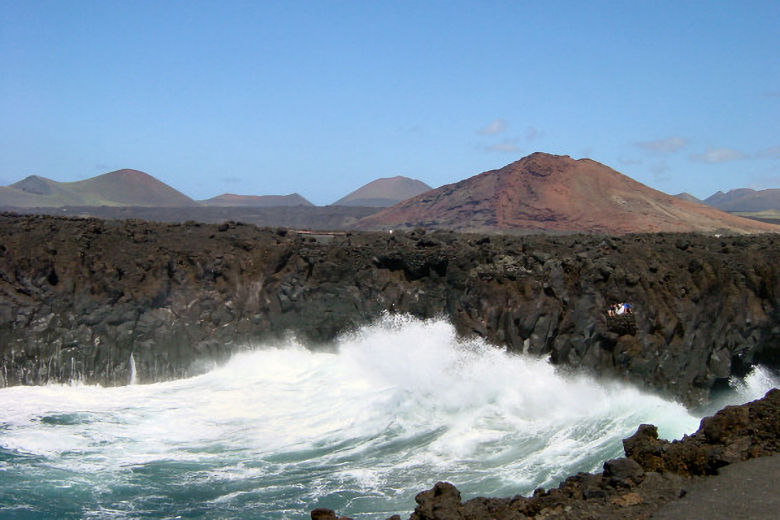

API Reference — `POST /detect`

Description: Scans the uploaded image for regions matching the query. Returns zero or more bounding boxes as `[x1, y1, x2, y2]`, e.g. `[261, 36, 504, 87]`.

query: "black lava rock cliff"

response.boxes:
[0, 213, 777, 405]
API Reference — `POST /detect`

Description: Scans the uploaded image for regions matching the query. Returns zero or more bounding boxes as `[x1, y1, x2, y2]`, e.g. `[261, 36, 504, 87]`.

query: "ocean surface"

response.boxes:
[1, 315, 777, 519]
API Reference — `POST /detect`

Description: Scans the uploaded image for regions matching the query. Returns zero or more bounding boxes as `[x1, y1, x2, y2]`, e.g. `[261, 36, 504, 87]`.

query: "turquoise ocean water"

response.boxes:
[1, 316, 776, 519]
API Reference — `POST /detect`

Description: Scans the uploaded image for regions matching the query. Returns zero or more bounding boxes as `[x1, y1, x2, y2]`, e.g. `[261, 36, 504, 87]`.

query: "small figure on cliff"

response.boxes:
[608, 302, 633, 317]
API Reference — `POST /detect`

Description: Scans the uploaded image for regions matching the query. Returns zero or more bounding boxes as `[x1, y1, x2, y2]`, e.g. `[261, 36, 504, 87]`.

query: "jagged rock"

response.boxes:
[410, 482, 464, 520]
[603, 458, 645, 487]
[623, 389, 780, 477]
[311, 508, 353, 520]
[606, 314, 637, 335]
[622, 424, 667, 472]
[318, 390, 780, 520]
[0, 214, 777, 408]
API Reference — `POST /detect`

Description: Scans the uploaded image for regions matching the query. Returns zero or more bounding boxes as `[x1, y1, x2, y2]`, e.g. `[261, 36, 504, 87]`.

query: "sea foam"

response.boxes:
[0, 315, 771, 519]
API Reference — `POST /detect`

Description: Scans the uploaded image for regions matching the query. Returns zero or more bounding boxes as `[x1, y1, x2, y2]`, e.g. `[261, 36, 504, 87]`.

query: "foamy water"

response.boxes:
[0, 315, 776, 519]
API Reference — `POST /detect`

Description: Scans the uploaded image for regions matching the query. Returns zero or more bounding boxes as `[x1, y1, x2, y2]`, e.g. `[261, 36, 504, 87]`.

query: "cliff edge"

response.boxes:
[0, 213, 777, 406]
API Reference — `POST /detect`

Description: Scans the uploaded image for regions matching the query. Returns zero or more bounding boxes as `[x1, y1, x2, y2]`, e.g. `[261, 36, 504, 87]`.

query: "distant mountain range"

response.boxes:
[0, 170, 317, 209]
[199, 193, 313, 207]
[3, 156, 778, 234]
[674, 188, 780, 224]
[705, 189, 779, 212]
[0, 169, 196, 208]
[331, 176, 431, 206]
[356, 153, 778, 234]
[0, 170, 426, 210]
[674, 189, 779, 211]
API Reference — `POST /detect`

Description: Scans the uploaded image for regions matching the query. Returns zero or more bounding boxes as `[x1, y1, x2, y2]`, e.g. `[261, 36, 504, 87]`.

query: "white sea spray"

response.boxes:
[0, 315, 768, 519]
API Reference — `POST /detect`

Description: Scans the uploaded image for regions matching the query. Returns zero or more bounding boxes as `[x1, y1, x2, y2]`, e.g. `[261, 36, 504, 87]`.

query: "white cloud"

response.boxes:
[525, 126, 543, 141]
[755, 145, 780, 159]
[477, 118, 508, 135]
[635, 136, 688, 153]
[484, 139, 521, 153]
[619, 156, 643, 166]
[689, 147, 747, 163]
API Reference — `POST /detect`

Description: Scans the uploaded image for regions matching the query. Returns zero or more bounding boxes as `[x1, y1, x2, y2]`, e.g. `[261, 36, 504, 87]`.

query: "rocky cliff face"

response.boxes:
[0, 213, 777, 405]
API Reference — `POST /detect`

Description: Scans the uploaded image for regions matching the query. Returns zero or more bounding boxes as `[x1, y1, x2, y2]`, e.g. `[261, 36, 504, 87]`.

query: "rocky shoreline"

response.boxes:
[1, 213, 778, 518]
[0, 213, 777, 405]
[313, 389, 780, 520]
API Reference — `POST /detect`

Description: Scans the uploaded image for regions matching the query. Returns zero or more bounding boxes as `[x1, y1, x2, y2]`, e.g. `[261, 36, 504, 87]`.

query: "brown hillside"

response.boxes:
[66, 169, 196, 207]
[356, 153, 780, 234]
[333, 176, 432, 206]
[705, 188, 780, 212]
[1, 175, 85, 207]
[2, 169, 196, 208]
[200, 193, 313, 207]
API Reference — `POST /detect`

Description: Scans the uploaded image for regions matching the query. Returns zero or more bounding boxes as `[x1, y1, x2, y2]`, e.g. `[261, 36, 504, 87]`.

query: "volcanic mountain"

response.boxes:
[704, 188, 780, 212]
[356, 153, 780, 234]
[1, 169, 196, 207]
[332, 175, 432, 207]
[673, 192, 701, 204]
[199, 193, 313, 207]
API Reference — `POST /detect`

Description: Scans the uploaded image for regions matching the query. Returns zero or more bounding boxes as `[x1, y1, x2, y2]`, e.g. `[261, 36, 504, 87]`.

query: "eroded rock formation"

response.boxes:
[0, 213, 777, 406]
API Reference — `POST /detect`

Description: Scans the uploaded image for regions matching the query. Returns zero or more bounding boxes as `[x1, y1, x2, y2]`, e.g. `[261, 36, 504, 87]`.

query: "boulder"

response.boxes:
[410, 482, 464, 520]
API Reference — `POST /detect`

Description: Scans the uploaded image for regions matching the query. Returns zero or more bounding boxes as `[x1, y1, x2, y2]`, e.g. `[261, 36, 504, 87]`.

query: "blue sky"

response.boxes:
[1, 0, 778, 204]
